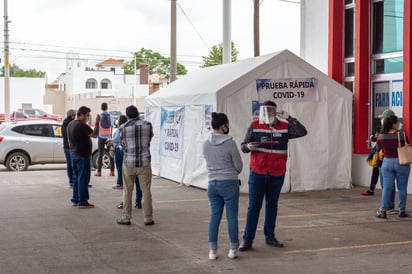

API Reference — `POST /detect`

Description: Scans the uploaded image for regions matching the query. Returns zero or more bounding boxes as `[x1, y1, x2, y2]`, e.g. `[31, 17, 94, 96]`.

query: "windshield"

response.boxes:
[36, 109, 46, 115]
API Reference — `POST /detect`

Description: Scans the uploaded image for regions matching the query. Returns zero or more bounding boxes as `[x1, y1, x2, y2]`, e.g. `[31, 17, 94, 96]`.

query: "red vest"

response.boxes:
[249, 119, 289, 176]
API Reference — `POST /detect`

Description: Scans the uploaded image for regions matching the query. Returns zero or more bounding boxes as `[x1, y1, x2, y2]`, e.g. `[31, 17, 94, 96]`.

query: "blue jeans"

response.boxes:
[97, 137, 114, 172]
[379, 167, 395, 209]
[115, 148, 142, 202]
[71, 155, 91, 206]
[208, 180, 239, 250]
[243, 171, 285, 243]
[64, 148, 73, 185]
[380, 157, 410, 212]
[115, 148, 124, 186]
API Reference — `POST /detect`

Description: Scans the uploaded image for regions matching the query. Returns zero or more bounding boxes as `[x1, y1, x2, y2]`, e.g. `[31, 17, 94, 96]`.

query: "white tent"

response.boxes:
[145, 50, 353, 193]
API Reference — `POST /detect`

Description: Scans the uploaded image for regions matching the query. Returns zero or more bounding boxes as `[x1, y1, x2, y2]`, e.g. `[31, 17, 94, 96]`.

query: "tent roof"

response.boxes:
[147, 49, 352, 104]
[149, 51, 282, 98]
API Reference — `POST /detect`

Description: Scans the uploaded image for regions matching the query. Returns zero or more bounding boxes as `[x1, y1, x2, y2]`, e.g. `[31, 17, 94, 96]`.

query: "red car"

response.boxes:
[18, 108, 62, 121]
[0, 111, 40, 122]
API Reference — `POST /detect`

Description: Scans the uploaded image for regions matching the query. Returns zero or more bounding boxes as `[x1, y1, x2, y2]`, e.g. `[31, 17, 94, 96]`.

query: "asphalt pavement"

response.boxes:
[0, 164, 412, 274]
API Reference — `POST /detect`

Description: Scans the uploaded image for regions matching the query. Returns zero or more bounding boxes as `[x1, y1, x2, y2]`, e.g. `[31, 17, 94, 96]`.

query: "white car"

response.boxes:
[0, 120, 110, 171]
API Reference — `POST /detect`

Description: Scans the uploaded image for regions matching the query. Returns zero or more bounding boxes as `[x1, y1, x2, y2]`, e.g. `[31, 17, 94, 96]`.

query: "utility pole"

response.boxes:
[3, 0, 10, 121]
[253, 0, 262, 57]
[133, 52, 137, 106]
[222, 0, 231, 64]
[170, 0, 177, 82]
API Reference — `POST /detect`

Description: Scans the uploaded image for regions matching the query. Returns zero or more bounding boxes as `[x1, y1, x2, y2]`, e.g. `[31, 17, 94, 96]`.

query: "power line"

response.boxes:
[1, 49, 203, 65]
[177, 2, 210, 52]
[3, 40, 205, 59]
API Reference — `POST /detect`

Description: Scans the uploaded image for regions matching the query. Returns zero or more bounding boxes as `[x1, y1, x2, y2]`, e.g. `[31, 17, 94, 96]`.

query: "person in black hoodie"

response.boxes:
[62, 109, 76, 188]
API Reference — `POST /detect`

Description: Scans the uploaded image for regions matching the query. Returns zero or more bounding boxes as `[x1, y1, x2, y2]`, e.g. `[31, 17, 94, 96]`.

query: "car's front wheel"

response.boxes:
[92, 150, 111, 170]
[6, 152, 30, 171]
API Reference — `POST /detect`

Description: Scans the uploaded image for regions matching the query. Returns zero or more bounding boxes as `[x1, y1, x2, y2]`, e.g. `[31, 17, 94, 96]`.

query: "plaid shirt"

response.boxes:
[119, 118, 154, 168]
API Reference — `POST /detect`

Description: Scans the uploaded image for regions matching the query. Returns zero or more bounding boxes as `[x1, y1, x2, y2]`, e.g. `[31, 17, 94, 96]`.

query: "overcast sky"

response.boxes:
[1, 0, 300, 82]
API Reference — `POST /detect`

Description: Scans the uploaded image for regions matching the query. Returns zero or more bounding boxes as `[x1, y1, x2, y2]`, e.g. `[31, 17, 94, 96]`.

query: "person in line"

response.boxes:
[108, 114, 142, 209]
[117, 105, 154, 226]
[67, 106, 98, 208]
[94, 102, 115, 177]
[62, 109, 76, 188]
[363, 126, 382, 196]
[363, 109, 396, 215]
[202, 112, 243, 260]
[239, 101, 307, 251]
[375, 114, 410, 218]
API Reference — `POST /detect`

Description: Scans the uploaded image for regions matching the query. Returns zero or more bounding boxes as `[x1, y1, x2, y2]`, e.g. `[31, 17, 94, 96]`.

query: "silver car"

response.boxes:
[0, 120, 110, 171]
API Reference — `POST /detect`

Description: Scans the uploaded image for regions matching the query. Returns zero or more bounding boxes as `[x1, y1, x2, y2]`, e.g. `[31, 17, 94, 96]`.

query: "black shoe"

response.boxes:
[239, 241, 252, 251]
[399, 211, 409, 218]
[117, 218, 131, 225]
[266, 238, 284, 248]
[135, 201, 142, 209]
[144, 220, 155, 226]
[376, 210, 387, 219]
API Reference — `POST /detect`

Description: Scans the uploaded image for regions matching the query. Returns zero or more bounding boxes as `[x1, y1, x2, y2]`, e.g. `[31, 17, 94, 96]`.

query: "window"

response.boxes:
[101, 79, 111, 89]
[18, 125, 45, 137]
[86, 79, 97, 89]
[34, 109, 46, 115]
[15, 112, 26, 118]
[11, 125, 24, 134]
[372, 57, 403, 74]
[372, 0, 403, 54]
[344, 62, 355, 77]
[24, 109, 35, 115]
[344, 7, 355, 58]
[52, 125, 62, 137]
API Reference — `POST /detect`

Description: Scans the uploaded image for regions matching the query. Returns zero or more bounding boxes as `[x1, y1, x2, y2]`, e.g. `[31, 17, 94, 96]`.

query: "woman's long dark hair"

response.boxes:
[381, 115, 398, 134]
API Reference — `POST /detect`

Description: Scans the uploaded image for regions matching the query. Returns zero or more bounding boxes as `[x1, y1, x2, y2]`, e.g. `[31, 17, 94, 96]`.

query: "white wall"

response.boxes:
[58, 56, 145, 100]
[0, 77, 46, 113]
[300, 0, 328, 73]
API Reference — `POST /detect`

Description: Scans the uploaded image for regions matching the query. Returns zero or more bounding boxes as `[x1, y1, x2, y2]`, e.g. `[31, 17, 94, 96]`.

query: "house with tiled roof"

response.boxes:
[57, 52, 149, 112]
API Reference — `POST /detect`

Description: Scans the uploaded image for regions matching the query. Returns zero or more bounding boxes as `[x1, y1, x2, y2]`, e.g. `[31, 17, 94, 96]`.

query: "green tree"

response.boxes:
[200, 41, 239, 68]
[0, 64, 46, 77]
[124, 48, 187, 78]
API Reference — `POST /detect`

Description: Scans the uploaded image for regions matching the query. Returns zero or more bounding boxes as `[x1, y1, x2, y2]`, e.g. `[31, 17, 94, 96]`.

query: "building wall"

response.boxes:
[44, 87, 65, 118]
[300, 0, 329, 73]
[302, 0, 412, 193]
[59, 55, 149, 105]
[0, 77, 46, 113]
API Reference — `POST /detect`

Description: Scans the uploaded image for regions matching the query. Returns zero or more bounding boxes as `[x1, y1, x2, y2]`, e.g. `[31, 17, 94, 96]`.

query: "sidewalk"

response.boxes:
[0, 166, 411, 273]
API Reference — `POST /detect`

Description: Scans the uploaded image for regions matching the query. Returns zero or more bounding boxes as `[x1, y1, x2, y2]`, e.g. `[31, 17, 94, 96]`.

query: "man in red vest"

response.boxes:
[239, 101, 307, 251]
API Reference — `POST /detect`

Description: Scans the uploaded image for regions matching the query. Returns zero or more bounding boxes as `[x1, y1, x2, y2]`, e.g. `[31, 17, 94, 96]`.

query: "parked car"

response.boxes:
[108, 110, 122, 121]
[109, 110, 122, 126]
[0, 120, 109, 171]
[18, 108, 62, 121]
[0, 111, 40, 123]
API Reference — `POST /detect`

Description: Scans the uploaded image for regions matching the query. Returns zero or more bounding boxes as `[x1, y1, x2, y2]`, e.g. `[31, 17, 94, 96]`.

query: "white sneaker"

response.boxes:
[209, 251, 217, 260]
[228, 249, 238, 259]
